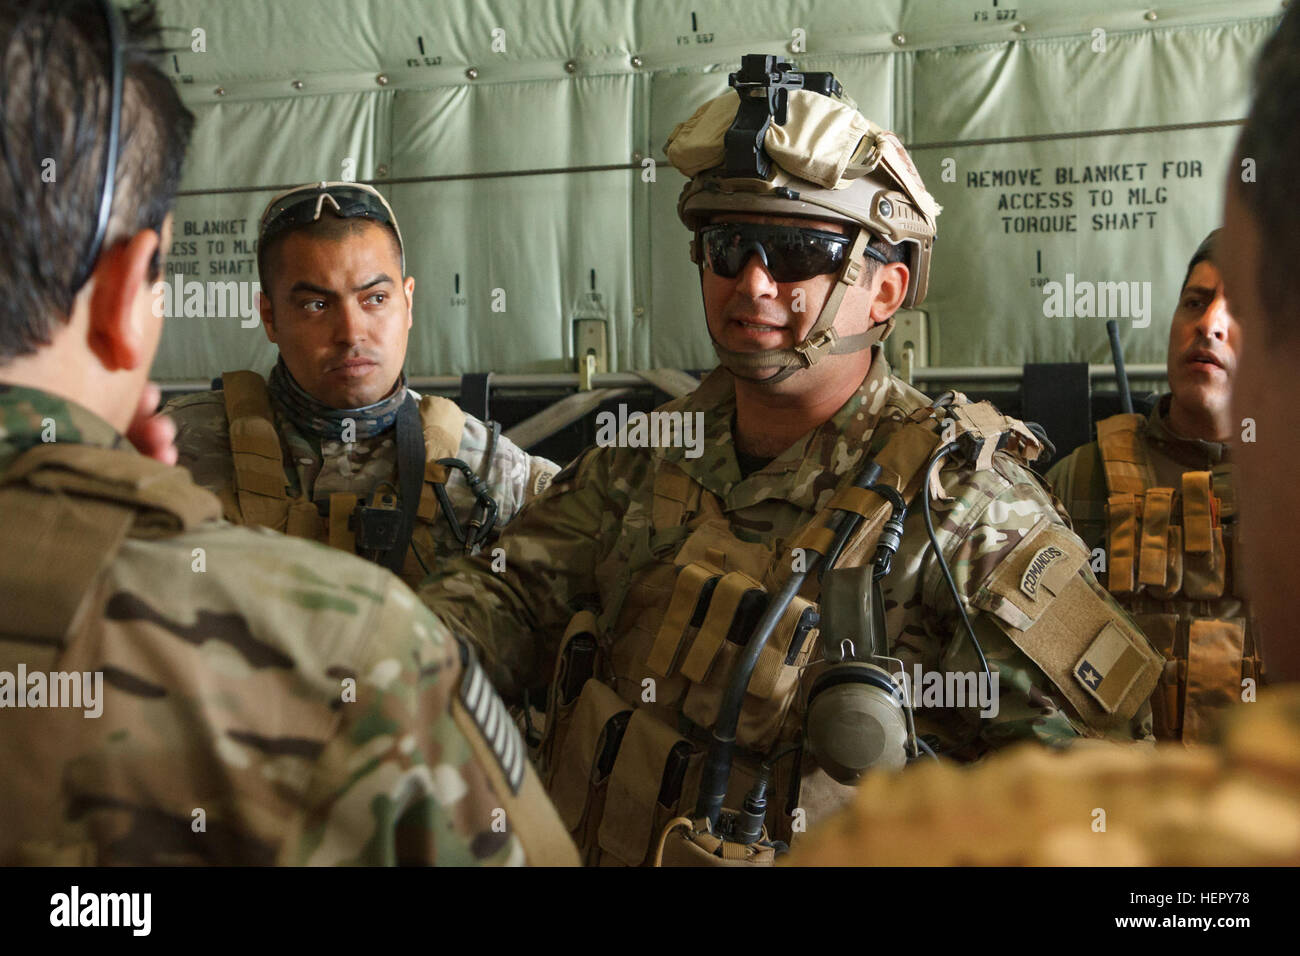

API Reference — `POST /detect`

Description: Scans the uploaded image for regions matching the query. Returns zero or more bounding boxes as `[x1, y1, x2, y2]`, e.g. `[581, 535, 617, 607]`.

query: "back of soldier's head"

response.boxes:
[1232, 5, 1300, 334]
[1222, 3, 1300, 684]
[0, 0, 193, 364]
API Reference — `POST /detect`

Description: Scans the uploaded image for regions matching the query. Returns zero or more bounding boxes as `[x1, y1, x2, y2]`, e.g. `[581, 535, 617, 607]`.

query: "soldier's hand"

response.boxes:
[126, 382, 178, 465]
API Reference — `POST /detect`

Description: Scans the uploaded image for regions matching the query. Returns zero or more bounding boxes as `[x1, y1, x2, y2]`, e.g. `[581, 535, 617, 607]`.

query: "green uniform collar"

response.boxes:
[1146, 393, 1229, 466]
[0, 384, 127, 472]
[658, 350, 898, 512]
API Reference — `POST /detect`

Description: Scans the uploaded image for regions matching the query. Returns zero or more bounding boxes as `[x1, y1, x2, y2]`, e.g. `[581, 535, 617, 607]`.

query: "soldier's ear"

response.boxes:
[404, 276, 415, 329]
[258, 289, 277, 343]
[86, 227, 163, 373]
[868, 261, 909, 325]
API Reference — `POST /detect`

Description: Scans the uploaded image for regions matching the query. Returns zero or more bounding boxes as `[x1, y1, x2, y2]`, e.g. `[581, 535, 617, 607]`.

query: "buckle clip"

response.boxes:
[794, 328, 839, 365]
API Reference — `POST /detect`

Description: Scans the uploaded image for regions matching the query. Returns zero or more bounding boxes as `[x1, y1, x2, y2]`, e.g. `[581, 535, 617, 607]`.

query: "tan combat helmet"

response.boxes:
[665, 55, 940, 384]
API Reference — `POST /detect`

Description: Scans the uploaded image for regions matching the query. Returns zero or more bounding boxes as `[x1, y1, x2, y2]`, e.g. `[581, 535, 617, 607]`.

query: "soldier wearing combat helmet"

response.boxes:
[790, 4, 1300, 867]
[418, 56, 1161, 866]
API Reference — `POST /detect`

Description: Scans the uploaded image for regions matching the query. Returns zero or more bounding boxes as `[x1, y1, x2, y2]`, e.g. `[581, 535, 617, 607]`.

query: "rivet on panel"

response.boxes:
[291, 80, 303, 90]
[375, 73, 389, 86]
[1144, 10, 1159, 21]
[633, 306, 645, 317]
[1012, 22, 1027, 33]
[564, 60, 577, 74]
[630, 55, 643, 68]
[214, 86, 225, 96]
[466, 67, 479, 80]
[376, 164, 389, 178]
[891, 33, 906, 46]
[632, 151, 643, 163]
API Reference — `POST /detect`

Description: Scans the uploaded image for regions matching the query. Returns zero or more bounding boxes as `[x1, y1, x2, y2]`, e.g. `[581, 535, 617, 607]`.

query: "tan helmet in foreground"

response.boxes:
[665, 58, 940, 383]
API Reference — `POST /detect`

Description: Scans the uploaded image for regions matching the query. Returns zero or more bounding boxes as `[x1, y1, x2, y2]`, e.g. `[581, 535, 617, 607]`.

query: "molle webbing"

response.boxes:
[546, 394, 1044, 864]
[1094, 414, 1249, 742]
[223, 370, 291, 531]
[221, 372, 469, 569]
[1096, 413, 1156, 495]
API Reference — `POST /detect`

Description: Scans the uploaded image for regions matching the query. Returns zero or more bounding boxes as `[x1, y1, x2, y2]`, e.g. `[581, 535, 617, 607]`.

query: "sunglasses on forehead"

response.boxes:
[259, 181, 405, 265]
[699, 222, 891, 283]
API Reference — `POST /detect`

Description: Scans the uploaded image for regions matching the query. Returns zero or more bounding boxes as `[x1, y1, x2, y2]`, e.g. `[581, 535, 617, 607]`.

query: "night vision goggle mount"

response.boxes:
[724, 54, 843, 180]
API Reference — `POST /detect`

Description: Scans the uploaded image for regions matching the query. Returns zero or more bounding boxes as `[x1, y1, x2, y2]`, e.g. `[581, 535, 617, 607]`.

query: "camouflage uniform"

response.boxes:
[0, 384, 576, 866]
[164, 364, 558, 590]
[418, 355, 1158, 863]
[786, 683, 1300, 866]
[1047, 394, 1262, 742]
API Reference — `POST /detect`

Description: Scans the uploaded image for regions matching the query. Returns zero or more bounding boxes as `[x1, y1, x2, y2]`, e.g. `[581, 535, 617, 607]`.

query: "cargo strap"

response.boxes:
[0, 443, 221, 642]
[383, 394, 424, 574]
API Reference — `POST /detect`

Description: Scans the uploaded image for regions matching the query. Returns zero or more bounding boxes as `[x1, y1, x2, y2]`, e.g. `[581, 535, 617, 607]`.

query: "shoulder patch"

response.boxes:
[532, 465, 556, 498]
[971, 516, 1162, 729]
[1019, 544, 1071, 600]
[459, 654, 526, 794]
[1074, 621, 1153, 714]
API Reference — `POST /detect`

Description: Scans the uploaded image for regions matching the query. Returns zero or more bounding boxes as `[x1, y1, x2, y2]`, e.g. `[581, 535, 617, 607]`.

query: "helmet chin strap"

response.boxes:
[707, 230, 894, 386]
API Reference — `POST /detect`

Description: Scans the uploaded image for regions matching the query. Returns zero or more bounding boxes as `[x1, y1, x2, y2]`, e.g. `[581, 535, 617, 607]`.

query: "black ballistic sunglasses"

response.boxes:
[699, 222, 889, 283]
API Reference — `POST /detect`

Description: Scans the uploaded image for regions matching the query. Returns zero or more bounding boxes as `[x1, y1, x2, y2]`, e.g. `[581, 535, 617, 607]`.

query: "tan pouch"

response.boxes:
[540, 611, 600, 780]
[1133, 611, 1181, 740]
[646, 562, 719, 677]
[1184, 618, 1246, 744]
[285, 498, 324, 540]
[1182, 471, 1215, 553]
[596, 709, 702, 867]
[327, 492, 357, 553]
[547, 678, 631, 836]
[1137, 487, 1173, 589]
[1184, 527, 1226, 600]
[681, 639, 806, 753]
[1105, 493, 1139, 595]
[1145, 525, 1184, 601]
[681, 570, 764, 683]
[971, 518, 1161, 729]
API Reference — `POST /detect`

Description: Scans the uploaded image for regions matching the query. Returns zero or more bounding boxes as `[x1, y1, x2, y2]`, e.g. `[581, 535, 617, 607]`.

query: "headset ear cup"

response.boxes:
[806, 662, 909, 783]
